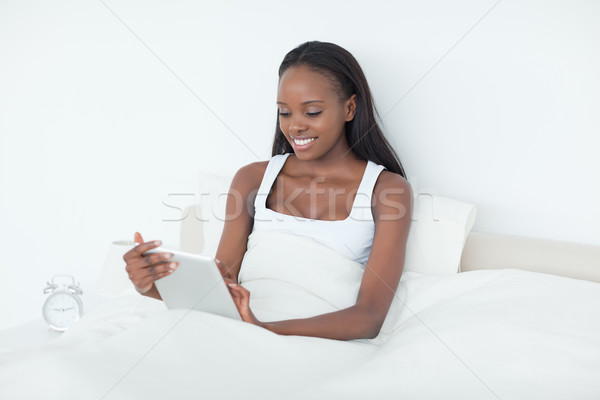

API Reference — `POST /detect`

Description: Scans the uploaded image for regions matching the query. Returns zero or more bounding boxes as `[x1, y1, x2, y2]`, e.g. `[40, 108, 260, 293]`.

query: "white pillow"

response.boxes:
[403, 193, 477, 275]
[192, 171, 477, 275]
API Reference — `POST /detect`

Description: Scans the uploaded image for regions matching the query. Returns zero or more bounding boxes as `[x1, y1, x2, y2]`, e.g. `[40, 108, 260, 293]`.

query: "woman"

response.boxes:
[124, 41, 413, 341]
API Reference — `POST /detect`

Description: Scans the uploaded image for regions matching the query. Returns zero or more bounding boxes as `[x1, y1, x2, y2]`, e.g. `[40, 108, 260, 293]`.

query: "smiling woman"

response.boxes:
[127, 41, 413, 341]
[272, 41, 407, 177]
[276, 66, 354, 158]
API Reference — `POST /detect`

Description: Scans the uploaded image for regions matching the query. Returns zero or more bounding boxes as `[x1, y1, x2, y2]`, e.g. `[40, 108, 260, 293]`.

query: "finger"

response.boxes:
[228, 284, 246, 302]
[139, 261, 178, 280]
[228, 288, 241, 307]
[129, 252, 172, 270]
[215, 260, 226, 276]
[126, 253, 173, 274]
[223, 276, 236, 286]
[229, 283, 247, 293]
[215, 261, 230, 279]
[229, 289, 239, 303]
[141, 251, 174, 266]
[239, 287, 250, 308]
[215, 259, 234, 279]
[152, 269, 175, 281]
[230, 284, 249, 306]
[123, 239, 163, 262]
[135, 266, 175, 290]
[228, 284, 241, 299]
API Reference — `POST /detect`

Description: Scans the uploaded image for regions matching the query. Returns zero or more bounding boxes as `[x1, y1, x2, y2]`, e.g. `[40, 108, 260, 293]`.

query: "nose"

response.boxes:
[288, 116, 306, 134]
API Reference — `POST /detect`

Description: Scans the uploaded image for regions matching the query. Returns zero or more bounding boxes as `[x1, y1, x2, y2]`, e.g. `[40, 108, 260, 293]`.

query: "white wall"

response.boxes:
[1, 0, 598, 331]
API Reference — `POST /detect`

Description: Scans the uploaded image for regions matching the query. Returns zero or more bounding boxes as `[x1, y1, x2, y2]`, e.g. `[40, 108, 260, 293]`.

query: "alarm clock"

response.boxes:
[42, 274, 84, 331]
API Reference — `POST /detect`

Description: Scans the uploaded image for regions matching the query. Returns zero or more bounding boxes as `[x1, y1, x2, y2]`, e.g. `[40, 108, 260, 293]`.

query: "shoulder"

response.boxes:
[373, 169, 412, 196]
[224, 160, 270, 218]
[234, 160, 269, 182]
[232, 160, 269, 191]
[372, 169, 413, 222]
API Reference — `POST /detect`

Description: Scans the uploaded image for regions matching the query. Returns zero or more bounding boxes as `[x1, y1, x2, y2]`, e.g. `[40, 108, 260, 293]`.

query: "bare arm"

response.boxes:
[259, 172, 413, 340]
[214, 162, 266, 282]
[262, 305, 377, 340]
[125, 162, 264, 302]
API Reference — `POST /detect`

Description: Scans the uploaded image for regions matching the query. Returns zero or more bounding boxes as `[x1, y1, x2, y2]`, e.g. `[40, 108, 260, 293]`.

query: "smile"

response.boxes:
[293, 137, 317, 146]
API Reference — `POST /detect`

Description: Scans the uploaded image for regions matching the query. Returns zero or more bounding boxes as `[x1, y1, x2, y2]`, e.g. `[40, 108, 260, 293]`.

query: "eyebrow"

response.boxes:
[276, 100, 325, 105]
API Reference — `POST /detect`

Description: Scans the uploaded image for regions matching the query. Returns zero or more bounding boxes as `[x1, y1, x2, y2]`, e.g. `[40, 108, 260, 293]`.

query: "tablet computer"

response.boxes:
[144, 247, 242, 321]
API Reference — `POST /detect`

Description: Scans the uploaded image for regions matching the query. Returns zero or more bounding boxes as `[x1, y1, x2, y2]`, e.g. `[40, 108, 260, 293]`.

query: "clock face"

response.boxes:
[42, 291, 82, 331]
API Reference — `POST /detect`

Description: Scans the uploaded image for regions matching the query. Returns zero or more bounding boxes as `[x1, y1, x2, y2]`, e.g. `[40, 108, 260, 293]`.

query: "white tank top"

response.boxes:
[252, 153, 386, 265]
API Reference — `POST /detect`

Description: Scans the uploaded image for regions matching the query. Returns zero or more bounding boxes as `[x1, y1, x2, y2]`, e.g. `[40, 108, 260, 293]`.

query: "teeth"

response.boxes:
[293, 137, 316, 146]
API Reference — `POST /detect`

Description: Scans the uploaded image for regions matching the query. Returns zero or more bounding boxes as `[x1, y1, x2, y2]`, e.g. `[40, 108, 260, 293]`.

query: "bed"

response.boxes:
[1, 187, 599, 400]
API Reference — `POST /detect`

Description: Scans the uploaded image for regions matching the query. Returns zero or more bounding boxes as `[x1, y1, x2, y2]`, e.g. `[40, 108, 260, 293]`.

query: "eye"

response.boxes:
[278, 111, 321, 118]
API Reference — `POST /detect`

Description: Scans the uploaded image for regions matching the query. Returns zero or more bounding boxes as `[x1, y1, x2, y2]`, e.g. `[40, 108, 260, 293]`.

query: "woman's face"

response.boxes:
[276, 66, 356, 161]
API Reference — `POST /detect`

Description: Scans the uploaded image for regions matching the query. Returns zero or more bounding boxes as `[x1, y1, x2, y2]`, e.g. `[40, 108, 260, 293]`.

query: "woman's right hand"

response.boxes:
[123, 232, 179, 295]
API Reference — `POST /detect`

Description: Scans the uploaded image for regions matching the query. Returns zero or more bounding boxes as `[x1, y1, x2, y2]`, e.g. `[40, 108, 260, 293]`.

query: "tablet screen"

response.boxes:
[145, 247, 242, 321]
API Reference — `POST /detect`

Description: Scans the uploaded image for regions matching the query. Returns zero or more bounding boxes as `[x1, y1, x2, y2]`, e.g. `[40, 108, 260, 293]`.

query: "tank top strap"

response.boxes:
[254, 153, 291, 210]
[349, 161, 387, 221]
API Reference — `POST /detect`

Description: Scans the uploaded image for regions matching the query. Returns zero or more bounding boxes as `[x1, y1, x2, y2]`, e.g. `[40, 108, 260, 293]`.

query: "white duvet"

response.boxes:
[1, 230, 599, 400]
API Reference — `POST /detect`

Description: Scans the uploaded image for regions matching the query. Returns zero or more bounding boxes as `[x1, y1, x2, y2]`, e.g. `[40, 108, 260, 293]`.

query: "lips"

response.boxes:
[293, 137, 316, 146]
[291, 136, 317, 150]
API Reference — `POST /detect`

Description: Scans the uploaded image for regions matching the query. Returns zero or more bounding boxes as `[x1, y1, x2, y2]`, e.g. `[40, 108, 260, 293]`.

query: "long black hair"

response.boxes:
[271, 41, 407, 179]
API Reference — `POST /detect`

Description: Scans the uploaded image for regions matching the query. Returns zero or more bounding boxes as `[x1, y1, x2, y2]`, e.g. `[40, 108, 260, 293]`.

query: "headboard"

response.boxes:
[460, 231, 600, 283]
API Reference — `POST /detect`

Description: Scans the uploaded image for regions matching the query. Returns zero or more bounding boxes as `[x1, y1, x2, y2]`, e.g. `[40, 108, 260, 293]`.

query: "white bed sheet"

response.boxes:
[1, 231, 599, 399]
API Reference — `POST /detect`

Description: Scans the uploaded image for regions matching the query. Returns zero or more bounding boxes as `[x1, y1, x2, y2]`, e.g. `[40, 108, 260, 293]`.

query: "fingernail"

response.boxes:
[228, 283, 237, 287]
[170, 262, 177, 268]
[215, 258, 221, 264]
[155, 240, 162, 246]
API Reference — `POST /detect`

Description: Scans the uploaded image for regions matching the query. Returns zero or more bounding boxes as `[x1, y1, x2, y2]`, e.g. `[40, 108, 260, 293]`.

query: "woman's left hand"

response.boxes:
[227, 282, 264, 327]
[215, 259, 265, 328]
